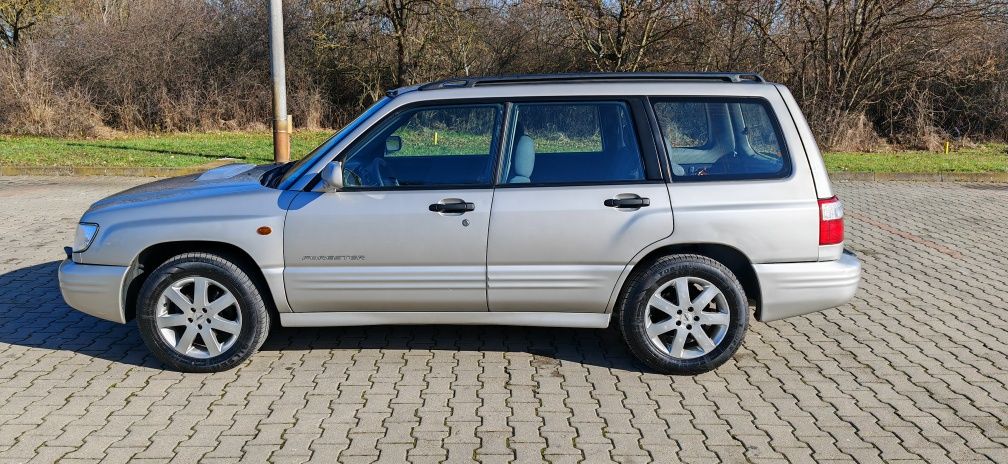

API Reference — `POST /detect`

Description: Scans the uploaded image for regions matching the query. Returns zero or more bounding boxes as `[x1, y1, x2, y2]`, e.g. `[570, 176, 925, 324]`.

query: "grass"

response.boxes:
[1, 131, 1006, 173]
[394, 129, 494, 156]
[394, 128, 602, 156]
[0, 131, 334, 168]
[823, 144, 1008, 173]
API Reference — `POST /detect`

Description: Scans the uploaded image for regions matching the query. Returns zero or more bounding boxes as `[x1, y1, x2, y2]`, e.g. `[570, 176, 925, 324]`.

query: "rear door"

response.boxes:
[486, 100, 673, 313]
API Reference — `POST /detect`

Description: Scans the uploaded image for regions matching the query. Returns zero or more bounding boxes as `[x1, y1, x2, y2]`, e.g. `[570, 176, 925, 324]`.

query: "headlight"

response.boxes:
[73, 223, 99, 252]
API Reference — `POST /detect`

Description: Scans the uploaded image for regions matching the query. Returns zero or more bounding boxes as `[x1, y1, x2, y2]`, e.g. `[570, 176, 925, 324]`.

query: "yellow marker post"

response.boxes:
[434, 132, 439, 145]
[945, 141, 950, 155]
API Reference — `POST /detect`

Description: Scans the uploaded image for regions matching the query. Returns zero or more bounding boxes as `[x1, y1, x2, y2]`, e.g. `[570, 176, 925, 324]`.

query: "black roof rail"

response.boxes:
[411, 72, 765, 92]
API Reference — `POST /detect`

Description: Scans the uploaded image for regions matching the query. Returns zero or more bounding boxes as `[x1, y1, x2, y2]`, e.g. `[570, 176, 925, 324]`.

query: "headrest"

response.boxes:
[513, 135, 535, 177]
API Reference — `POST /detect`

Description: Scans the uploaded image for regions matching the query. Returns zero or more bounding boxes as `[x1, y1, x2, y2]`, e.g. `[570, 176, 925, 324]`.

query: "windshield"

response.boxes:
[276, 97, 391, 189]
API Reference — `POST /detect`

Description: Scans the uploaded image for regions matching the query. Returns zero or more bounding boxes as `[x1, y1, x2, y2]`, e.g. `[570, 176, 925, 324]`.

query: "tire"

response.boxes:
[617, 254, 748, 375]
[136, 252, 270, 372]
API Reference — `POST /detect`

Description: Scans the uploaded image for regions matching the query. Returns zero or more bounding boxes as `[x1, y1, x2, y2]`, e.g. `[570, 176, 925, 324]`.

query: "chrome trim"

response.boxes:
[280, 311, 611, 329]
[754, 251, 861, 322]
[58, 260, 130, 324]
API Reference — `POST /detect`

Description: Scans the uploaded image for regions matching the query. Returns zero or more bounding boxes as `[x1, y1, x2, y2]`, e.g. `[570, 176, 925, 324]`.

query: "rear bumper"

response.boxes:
[754, 251, 861, 322]
[58, 259, 130, 324]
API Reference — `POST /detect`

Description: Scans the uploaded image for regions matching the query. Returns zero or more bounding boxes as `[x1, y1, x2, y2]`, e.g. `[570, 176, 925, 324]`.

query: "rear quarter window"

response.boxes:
[652, 98, 791, 180]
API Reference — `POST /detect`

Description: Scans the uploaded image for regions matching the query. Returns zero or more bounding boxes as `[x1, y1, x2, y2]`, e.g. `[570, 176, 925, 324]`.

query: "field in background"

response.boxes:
[0, 131, 334, 168]
[1, 131, 1006, 173]
[825, 145, 1008, 173]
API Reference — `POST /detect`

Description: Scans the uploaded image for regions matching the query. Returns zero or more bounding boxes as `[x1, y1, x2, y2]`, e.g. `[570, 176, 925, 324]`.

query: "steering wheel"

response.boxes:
[369, 158, 399, 187]
[708, 151, 739, 175]
[342, 164, 364, 187]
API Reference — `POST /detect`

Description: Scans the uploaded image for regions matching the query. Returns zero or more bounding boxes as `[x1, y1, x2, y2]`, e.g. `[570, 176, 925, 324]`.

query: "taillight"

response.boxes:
[818, 196, 844, 245]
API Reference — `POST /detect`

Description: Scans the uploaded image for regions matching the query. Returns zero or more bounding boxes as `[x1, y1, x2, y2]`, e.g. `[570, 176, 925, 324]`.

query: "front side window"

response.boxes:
[501, 102, 645, 185]
[341, 104, 502, 188]
[653, 99, 790, 180]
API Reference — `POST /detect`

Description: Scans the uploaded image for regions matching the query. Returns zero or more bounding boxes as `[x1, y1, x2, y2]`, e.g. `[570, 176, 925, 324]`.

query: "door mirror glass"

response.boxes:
[320, 161, 344, 191]
[385, 135, 402, 153]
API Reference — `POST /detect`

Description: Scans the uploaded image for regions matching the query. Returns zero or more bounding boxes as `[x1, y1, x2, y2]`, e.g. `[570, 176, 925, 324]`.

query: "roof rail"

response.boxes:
[414, 72, 765, 92]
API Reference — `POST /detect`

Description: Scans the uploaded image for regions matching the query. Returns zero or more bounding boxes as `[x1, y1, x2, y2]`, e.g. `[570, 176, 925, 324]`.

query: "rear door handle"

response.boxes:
[604, 196, 650, 209]
[429, 200, 475, 214]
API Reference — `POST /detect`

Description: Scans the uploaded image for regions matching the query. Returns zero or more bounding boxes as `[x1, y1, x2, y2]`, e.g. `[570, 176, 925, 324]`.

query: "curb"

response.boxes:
[0, 159, 240, 178]
[828, 171, 1008, 183]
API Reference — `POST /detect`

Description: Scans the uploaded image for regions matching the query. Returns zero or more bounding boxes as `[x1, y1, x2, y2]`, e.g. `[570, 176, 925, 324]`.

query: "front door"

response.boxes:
[487, 100, 673, 313]
[284, 103, 504, 312]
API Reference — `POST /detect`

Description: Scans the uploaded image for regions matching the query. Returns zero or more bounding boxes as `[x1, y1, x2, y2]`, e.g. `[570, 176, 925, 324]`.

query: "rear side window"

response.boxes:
[501, 102, 645, 185]
[652, 99, 790, 180]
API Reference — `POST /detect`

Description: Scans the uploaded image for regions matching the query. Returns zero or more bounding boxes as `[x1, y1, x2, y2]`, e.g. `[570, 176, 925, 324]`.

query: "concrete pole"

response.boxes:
[268, 0, 291, 163]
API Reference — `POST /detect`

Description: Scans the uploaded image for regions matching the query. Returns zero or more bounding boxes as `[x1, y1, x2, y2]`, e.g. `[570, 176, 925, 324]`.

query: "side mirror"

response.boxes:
[386, 135, 402, 153]
[319, 161, 344, 191]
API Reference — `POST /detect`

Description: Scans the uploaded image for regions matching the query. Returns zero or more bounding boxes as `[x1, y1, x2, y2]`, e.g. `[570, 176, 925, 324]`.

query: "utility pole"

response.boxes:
[268, 0, 291, 163]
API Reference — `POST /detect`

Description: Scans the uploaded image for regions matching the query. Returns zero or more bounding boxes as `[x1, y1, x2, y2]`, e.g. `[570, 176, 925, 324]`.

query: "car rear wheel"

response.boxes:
[136, 252, 270, 372]
[618, 254, 748, 375]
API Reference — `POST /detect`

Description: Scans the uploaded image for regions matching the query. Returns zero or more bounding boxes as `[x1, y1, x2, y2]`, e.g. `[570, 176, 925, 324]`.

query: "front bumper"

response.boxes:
[58, 259, 130, 324]
[754, 251, 861, 322]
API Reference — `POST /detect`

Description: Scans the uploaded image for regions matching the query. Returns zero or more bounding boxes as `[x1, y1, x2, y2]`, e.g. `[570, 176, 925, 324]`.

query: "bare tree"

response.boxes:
[554, 0, 686, 71]
[744, 0, 1006, 140]
[0, 0, 60, 47]
[3, 0, 1008, 147]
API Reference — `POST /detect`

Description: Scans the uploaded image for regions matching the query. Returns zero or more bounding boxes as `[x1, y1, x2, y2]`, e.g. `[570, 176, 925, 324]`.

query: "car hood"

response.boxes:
[86, 163, 278, 214]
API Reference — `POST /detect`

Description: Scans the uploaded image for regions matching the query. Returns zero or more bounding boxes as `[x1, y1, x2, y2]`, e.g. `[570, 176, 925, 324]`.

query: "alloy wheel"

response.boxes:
[644, 276, 730, 359]
[155, 276, 242, 359]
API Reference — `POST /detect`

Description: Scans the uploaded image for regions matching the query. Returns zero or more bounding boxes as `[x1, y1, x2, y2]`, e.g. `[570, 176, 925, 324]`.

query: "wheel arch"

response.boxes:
[124, 241, 278, 322]
[611, 243, 762, 319]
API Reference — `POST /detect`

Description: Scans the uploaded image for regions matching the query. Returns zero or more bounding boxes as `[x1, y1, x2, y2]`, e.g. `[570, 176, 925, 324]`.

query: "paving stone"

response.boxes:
[0, 177, 1006, 463]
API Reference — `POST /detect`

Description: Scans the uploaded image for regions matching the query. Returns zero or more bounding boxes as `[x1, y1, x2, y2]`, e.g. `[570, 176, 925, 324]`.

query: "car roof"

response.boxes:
[388, 72, 770, 98]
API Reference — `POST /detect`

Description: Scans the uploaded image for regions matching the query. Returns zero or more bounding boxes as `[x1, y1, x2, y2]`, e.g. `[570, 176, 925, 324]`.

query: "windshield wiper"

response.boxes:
[260, 163, 292, 188]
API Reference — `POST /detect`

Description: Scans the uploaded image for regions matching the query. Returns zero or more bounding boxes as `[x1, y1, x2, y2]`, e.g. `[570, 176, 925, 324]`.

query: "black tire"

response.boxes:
[136, 252, 270, 372]
[617, 254, 748, 375]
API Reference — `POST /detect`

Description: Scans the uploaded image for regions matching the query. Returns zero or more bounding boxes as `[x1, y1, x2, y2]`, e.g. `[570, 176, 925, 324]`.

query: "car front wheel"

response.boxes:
[136, 252, 270, 372]
[618, 254, 749, 375]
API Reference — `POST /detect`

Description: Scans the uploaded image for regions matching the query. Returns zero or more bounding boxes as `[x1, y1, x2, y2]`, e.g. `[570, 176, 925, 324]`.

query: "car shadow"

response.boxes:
[0, 261, 645, 372]
[0, 261, 159, 368]
[262, 324, 644, 372]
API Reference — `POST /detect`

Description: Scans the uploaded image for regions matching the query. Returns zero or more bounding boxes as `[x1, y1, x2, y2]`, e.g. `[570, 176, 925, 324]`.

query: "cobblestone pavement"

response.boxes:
[0, 176, 1006, 464]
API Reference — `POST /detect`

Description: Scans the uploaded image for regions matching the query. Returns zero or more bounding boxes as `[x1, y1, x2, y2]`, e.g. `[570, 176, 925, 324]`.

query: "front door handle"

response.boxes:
[429, 200, 475, 214]
[604, 196, 650, 209]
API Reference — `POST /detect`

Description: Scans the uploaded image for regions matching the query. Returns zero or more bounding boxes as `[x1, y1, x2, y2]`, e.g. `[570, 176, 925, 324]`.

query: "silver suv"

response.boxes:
[58, 73, 861, 374]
